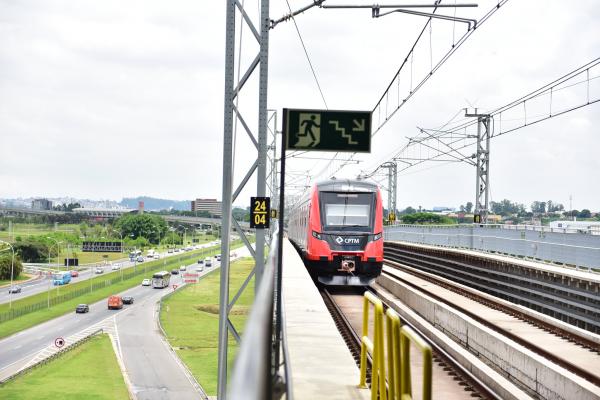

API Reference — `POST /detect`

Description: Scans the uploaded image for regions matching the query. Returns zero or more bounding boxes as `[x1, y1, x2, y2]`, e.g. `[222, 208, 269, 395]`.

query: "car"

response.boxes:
[108, 295, 123, 310]
[75, 304, 89, 313]
[217, 255, 221, 261]
[95, 268, 104, 274]
[197, 265, 204, 272]
[8, 285, 22, 294]
[70, 270, 79, 277]
[205, 258, 212, 267]
[122, 296, 134, 304]
[171, 269, 179, 275]
[136, 256, 144, 262]
[174, 248, 180, 253]
[112, 264, 121, 270]
[167, 249, 173, 254]
[197, 259, 204, 265]
[142, 278, 151, 286]
[179, 265, 186, 271]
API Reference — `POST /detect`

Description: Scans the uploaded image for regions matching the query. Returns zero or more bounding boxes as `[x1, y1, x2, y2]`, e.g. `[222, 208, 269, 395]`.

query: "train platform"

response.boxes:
[281, 239, 369, 400]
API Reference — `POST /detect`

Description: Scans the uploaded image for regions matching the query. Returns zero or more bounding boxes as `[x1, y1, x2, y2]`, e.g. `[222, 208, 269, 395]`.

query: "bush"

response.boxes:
[0, 253, 23, 280]
[401, 212, 455, 225]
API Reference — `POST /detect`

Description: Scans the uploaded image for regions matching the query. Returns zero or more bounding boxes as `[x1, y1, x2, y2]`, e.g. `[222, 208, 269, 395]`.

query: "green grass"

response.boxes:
[0, 334, 128, 399]
[0, 274, 32, 287]
[0, 223, 79, 241]
[0, 243, 242, 339]
[160, 258, 255, 396]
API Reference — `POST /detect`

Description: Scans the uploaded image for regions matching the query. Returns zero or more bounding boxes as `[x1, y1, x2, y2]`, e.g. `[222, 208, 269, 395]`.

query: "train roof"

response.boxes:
[315, 179, 379, 193]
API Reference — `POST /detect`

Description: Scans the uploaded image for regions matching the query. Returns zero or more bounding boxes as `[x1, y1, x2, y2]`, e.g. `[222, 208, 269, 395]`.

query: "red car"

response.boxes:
[70, 270, 79, 277]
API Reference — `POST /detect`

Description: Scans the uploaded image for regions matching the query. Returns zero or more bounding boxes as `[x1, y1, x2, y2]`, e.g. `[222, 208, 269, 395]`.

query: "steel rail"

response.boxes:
[321, 287, 500, 400]
[384, 245, 600, 333]
[381, 259, 600, 387]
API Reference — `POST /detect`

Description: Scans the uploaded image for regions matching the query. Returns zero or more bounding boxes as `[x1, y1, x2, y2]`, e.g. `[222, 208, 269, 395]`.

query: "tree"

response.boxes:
[531, 201, 547, 214]
[13, 240, 51, 263]
[465, 202, 473, 213]
[400, 206, 417, 215]
[401, 212, 455, 224]
[490, 199, 525, 216]
[578, 209, 592, 218]
[114, 214, 168, 244]
[0, 253, 23, 280]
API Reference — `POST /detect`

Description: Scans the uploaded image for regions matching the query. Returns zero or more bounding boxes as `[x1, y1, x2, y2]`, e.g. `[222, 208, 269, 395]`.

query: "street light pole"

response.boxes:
[0, 240, 15, 309]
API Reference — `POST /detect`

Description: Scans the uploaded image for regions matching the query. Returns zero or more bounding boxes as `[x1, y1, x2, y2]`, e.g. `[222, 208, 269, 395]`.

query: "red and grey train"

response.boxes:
[287, 179, 384, 285]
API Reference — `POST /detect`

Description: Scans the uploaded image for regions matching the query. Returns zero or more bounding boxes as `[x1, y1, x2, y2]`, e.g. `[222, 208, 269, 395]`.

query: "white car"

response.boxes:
[141, 279, 151, 286]
[112, 264, 121, 270]
[179, 265, 186, 271]
[95, 268, 104, 274]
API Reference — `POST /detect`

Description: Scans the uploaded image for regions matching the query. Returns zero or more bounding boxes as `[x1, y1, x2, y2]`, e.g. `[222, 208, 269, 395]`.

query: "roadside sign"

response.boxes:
[183, 273, 199, 284]
[172, 284, 178, 291]
[55, 337, 65, 348]
[271, 209, 278, 219]
[388, 212, 396, 222]
[474, 214, 481, 223]
[250, 197, 270, 229]
[283, 108, 371, 152]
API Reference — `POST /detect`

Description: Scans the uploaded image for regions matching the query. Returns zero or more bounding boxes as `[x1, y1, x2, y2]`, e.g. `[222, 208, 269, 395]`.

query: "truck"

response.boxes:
[107, 295, 123, 310]
[53, 271, 72, 286]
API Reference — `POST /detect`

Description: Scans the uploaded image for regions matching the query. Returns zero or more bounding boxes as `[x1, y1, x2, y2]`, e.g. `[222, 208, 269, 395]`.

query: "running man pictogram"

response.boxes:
[296, 113, 321, 147]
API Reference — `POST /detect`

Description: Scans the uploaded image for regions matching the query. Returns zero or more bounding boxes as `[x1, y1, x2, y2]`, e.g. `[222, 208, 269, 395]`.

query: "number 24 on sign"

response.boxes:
[250, 197, 270, 229]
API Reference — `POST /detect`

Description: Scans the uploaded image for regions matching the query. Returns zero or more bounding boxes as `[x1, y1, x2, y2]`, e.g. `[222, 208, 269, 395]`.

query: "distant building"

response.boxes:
[191, 198, 222, 216]
[31, 198, 53, 210]
[433, 206, 455, 212]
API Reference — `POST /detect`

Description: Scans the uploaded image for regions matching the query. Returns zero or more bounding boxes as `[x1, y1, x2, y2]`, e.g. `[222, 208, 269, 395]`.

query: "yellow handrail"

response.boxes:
[359, 292, 386, 400]
[386, 308, 401, 400]
[400, 325, 432, 400]
[361, 293, 432, 400]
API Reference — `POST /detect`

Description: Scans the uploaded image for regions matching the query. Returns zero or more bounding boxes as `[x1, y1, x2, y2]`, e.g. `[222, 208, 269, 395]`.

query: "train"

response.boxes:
[287, 178, 384, 285]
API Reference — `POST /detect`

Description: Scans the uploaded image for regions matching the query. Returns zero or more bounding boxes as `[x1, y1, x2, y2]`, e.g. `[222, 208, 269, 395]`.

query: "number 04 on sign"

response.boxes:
[250, 197, 270, 229]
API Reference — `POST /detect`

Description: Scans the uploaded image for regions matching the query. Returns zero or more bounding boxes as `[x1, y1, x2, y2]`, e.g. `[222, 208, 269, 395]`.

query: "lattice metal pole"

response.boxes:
[381, 161, 397, 218]
[218, 0, 271, 397]
[467, 110, 491, 223]
[218, 1, 236, 396]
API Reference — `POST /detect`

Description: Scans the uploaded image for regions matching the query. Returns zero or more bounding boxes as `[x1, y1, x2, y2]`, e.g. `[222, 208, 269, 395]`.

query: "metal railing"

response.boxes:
[385, 225, 600, 270]
[360, 293, 432, 400]
[229, 223, 291, 399]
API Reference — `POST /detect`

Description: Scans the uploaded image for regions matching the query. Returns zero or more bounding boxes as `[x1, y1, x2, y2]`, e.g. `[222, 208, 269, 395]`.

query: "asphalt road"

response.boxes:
[0, 257, 226, 397]
[0, 243, 218, 305]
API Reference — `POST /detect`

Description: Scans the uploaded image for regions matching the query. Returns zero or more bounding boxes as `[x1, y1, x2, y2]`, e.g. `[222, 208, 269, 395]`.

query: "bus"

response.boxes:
[53, 271, 72, 286]
[152, 271, 171, 289]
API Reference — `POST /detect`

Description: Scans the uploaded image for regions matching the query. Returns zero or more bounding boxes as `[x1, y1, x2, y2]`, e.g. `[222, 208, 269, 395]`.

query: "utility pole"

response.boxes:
[465, 109, 491, 224]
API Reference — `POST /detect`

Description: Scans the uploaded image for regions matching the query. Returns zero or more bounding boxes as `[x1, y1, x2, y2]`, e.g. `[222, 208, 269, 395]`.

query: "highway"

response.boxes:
[0, 243, 219, 305]
[0, 246, 256, 398]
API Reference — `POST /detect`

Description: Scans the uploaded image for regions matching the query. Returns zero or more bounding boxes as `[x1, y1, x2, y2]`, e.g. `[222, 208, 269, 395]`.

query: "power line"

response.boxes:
[284, 0, 329, 109]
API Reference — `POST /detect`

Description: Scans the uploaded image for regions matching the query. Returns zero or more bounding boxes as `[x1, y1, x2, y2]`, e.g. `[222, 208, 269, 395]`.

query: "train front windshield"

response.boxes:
[320, 192, 374, 232]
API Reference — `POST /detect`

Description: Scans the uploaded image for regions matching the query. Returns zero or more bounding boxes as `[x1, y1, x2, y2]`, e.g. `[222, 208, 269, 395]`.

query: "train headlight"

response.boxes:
[373, 232, 382, 241]
[312, 231, 322, 240]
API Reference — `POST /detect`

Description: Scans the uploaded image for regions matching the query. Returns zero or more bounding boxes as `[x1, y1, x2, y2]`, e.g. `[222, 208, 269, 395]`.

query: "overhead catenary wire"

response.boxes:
[284, 0, 328, 110]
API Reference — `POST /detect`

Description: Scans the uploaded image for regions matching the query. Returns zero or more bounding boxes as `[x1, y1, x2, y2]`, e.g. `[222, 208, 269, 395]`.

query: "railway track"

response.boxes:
[378, 258, 600, 399]
[319, 286, 501, 400]
[384, 242, 600, 334]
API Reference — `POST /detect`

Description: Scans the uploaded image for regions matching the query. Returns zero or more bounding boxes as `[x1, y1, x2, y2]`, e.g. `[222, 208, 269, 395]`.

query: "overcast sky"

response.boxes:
[1, 0, 598, 211]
